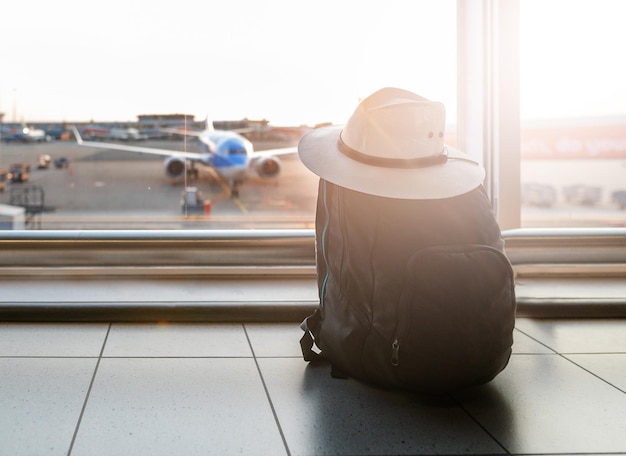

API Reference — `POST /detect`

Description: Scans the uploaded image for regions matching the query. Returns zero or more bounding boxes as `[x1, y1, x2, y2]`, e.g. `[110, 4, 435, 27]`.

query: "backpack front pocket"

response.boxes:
[392, 244, 516, 394]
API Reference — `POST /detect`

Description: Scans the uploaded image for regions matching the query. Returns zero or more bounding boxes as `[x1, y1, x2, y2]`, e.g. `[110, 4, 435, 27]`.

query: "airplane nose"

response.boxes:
[228, 150, 247, 166]
[220, 138, 249, 165]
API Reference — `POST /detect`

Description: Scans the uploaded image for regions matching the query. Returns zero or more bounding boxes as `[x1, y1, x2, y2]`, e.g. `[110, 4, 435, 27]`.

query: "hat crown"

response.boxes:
[297, 86, 484, 199]
[341, 87, 446, 161]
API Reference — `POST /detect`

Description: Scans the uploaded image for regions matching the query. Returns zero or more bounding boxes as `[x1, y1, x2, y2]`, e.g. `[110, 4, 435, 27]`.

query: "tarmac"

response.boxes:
[1, 137, 624, 229]
[0, 138, 319, 230]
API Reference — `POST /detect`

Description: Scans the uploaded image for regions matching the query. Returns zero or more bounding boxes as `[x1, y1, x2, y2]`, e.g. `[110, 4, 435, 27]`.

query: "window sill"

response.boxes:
[1, 228, 625, 321]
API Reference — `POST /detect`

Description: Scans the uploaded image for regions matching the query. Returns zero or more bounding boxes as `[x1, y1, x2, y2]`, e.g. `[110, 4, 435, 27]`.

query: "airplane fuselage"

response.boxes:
[72, 124, 294, 197]
[197, 130, 254, 179]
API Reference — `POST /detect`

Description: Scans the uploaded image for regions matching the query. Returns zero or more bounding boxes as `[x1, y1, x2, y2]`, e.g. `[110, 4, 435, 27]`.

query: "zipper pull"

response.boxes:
[391, 338, 400, 366]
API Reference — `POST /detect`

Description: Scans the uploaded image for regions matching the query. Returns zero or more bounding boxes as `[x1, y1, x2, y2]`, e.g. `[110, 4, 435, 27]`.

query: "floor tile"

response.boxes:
[566, 353, 626, 392]
[71, 358, 286, 456]
[244, 322, 304, 357]
[0, 358, 97, 456]
[0, 323, 108, 357]
[103, 323, 251, 357]
[511, 327, 554, 354]
[455, 354, 626, 454]
[515, 318, 626, 353]
[259, 358, 505, 455]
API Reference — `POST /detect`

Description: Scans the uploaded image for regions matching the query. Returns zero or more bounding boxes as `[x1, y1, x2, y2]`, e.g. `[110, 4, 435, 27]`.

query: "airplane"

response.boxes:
[82, 125, 152, 141]
[21, 124, 48, 142]
[71, 123, 298, 198]
[1, 123, 49, 142]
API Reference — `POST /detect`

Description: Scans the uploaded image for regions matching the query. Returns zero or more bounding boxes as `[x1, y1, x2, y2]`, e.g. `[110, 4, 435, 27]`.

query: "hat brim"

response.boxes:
[298, 125, 486, 199]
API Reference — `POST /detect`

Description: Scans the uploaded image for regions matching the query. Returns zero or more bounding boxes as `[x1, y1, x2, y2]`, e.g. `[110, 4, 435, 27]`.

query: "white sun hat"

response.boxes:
[298, 87, 485, 199]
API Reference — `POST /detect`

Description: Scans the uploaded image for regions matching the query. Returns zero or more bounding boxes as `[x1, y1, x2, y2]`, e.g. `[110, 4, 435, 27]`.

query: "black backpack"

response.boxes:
[300, 180, 516, 395]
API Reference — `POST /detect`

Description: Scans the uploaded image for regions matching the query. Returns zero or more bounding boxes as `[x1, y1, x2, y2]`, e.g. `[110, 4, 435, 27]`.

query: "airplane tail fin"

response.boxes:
[204, 115, 215, 131]
[71, 126, 84, 144]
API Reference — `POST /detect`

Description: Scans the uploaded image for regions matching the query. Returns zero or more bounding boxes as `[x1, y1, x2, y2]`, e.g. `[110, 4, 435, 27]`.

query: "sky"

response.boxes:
[0, 0, 625, 126]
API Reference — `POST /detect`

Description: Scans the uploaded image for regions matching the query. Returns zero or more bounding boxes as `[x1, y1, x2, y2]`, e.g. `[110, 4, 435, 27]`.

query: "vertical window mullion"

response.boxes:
[457, 0, 521, 229]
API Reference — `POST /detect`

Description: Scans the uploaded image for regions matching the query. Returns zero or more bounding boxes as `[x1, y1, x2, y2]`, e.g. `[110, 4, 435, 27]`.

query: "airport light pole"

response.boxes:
[12, 88, 17, 123]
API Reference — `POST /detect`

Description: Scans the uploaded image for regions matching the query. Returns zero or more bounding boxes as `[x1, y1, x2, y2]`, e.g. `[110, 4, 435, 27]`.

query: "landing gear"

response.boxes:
[229, 178, 244, 198]
[186, 163, 199, 180]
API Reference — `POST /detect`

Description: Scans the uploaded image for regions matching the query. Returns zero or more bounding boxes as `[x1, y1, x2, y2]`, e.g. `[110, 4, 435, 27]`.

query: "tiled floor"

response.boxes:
[1, 318, 625, 455]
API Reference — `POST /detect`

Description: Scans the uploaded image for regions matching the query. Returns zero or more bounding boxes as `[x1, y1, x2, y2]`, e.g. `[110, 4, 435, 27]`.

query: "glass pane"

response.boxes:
[520, 0, 626, 227]
[0, 1, 457, 230]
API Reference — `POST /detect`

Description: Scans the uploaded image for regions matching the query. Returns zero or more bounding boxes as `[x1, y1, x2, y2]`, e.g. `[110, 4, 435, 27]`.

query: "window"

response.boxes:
[1, 1, 624, 231]
[519, 0, 626, 228]
[0, 1, 457, 231]
[0, 1, 625, 319]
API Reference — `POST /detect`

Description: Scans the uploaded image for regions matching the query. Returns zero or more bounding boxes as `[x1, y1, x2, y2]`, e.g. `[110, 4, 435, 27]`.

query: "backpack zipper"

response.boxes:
[391, 290, 410, 367]
[391, 338, 400, 366]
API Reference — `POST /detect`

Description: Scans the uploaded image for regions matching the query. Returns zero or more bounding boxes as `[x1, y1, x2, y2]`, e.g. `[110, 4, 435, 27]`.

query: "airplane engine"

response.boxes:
[254, 156, 282, 179]
[163, 156, 186, 179]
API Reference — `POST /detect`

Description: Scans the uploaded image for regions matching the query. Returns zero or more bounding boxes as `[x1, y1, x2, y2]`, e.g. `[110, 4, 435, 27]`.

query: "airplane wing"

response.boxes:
[72, 126, 202, 161]
[254, 146, 298, 157]
[159, 127, 205, 139]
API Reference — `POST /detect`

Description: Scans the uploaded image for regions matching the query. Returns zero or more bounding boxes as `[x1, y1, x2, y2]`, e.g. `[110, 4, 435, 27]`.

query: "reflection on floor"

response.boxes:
[1, 318, 625, 455]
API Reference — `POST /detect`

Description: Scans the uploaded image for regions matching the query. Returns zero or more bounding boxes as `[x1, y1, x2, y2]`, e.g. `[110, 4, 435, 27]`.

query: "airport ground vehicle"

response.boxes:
[613, 190, 626, 210]
[54, 157, 70, 169]
[38, 154, 52, 169]
[7, 163, 31, 183]
[180, 186, 210, 214]
[564, 184, 602, 206]
[521, 182, 557, 207]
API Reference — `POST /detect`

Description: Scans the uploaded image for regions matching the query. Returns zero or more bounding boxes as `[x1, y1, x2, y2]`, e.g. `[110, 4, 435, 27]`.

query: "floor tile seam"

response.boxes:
[0, 353, 304, 359]
[0, 355, 304, 359]
[512, 349, 626, 356]
[242, 324, 291, 456]
[511, 350, 626, 394]
[452, 397, 511, 455]
[504, 453, 626, 455]
[99, 355, 256, 358]
[560, 353, 626, 395]
[511, 352, 559, 356]
[500, 454, 622, 456]
[67, 323, 111, 455]
[556, 351, 626, 355]
[0, 355, 101, 359]
[512, 351, 626, 355]
[251, 355, 302, 359]
[514, 328, 559, 353]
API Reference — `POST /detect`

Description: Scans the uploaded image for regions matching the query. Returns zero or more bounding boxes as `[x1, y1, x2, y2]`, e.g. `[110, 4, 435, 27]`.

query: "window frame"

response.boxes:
[457, 0, 521, 229]
[1, 1, 625, 321]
